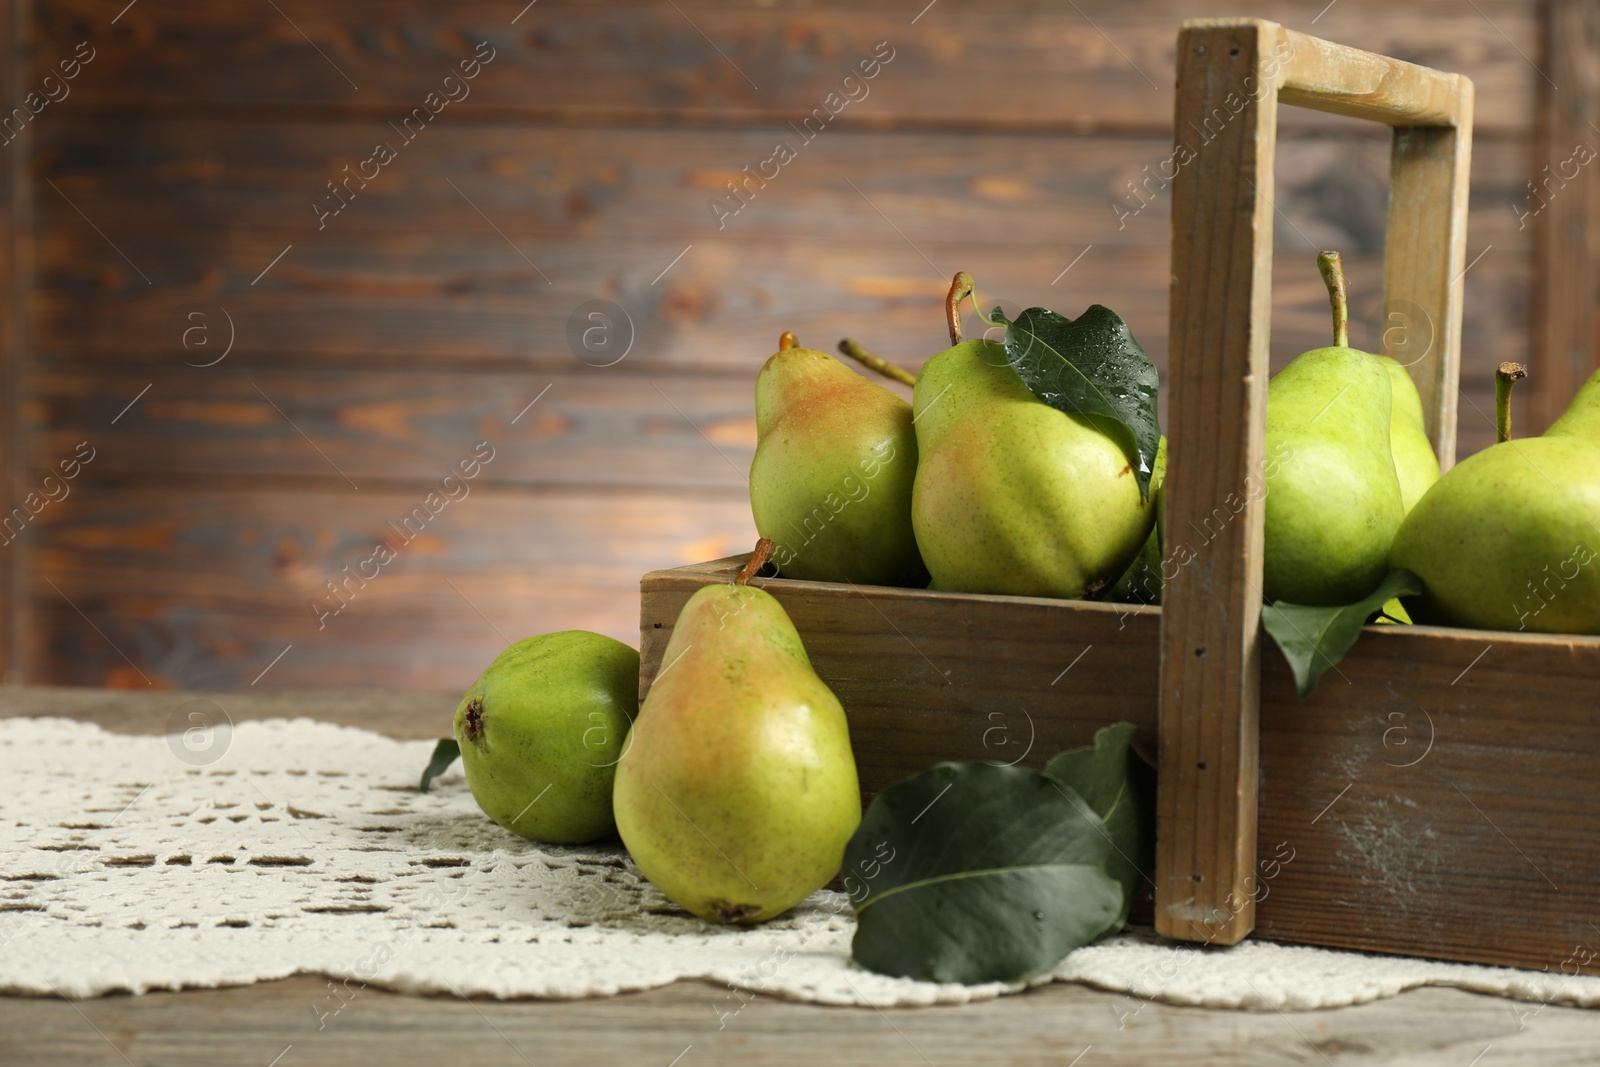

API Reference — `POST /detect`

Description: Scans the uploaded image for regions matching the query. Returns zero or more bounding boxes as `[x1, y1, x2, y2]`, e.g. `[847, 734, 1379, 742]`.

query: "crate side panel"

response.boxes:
[1254, 626, 1600, 974]
[641, 568, 1161, 797]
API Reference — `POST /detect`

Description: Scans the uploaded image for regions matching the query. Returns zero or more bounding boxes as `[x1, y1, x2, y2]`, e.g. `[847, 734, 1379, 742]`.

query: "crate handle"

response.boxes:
[1155, 18, 1472, 945]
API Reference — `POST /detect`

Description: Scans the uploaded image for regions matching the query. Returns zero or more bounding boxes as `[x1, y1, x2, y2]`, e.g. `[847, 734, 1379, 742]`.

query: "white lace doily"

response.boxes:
[4, 716, 1599, 1012]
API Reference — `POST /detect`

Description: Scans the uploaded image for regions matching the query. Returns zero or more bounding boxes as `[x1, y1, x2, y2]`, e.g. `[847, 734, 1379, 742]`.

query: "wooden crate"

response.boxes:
[641, 19, 1600, 975]
[640, 561, 1600, 972]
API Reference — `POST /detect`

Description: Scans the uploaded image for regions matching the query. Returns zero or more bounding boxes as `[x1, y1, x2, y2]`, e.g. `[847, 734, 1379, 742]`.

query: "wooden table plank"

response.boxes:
[5, 976, 1600, 1067]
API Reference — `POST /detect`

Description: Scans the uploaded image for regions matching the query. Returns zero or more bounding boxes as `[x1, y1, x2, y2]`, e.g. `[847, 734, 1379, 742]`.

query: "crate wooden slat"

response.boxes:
[1252, 626, 1600, 972]
[639, 556, 1160, 795]
[1158, 17, 1473, 945]
[640, 558, 1600, 973]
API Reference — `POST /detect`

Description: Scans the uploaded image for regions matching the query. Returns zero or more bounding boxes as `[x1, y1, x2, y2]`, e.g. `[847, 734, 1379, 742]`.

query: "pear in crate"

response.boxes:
[1263, 252, 1405, 606]
[911, 338, 1154, 599]
[613, 542, 861, 923]
[1379, 356, 1440, 513]
[1391, 366, 1600, 633]
[1109, 436, 1167, 606]
[453, 631, 638, 844]
[749, 332, 927, 588]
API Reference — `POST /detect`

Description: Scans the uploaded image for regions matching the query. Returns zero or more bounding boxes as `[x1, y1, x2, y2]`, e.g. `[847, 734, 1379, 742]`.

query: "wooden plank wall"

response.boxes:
[0, 0, 17, 683]
[1, 0, 1583, 690]
[1533, 0, 1600, 429]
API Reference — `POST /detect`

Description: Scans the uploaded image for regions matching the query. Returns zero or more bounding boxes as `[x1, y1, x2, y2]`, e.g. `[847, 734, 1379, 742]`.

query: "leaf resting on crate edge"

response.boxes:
[995, 303, 1161, 500]
[1044, 722, 1155, 928]
[843, 761, 1122, 985]
[1262, 568, 1424, 700]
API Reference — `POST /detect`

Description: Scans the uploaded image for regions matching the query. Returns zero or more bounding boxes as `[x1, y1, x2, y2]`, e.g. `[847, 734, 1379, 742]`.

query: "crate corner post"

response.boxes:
[1155, 16, 1283, 947]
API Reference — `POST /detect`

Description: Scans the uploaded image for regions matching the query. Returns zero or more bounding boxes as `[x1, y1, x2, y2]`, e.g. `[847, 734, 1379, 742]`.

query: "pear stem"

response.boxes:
[946, 272, 976, 346]
[778, 331, 799, 351]
[837, 339, 918, 387]
[736, 538, 776, 586]
[1317, 251, 1349, 349]
[1495, 362, 1527, 443]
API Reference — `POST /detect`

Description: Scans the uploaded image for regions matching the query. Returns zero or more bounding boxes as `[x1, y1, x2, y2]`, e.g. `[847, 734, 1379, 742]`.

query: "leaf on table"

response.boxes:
[995, 304, 1161, 500]
[1262, 568, 1424, 700]
[419, 738, 461, 793]
[1044, 722, 1155, 929]
[843, 761, 1122, 985]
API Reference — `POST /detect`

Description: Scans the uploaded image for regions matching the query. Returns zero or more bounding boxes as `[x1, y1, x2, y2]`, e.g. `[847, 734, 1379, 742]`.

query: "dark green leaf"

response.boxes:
[996, 304, 1161, 499]
[1107, 525, 1162, 606]
[844, 761, 1122, 985]
[1262, 568, 1424, 700]
[1044, 722, 1155, 929]
[419, 738, 461, 793]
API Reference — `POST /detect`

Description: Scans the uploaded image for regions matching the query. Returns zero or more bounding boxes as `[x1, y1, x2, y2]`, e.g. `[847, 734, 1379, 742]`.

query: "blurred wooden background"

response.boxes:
[0, 0, 1595, 690]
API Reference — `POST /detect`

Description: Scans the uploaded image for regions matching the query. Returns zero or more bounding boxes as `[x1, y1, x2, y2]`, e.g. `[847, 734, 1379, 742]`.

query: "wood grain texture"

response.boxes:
[1382, 119, 1472, 465]
[0, 684, 454, 737]
[0, 0, 18, 682]
[38, 119, 1534, 247]
[10, 957, 1600, 1066]
[23, 367, 1520, 505]
[1276, 23, 1470, 126]
[29, 367, 765, 492]
[1529, 0, 1600, 432]
[640, 556, 1160, 798]
[1253, 624, 1600, 974]
[640, 557, 1600, 974]
[27, 223, 1530, 393]
[35, 0, 1539, 131]
[1156, 19, 1277, 947]
[25, 487, 755, 690]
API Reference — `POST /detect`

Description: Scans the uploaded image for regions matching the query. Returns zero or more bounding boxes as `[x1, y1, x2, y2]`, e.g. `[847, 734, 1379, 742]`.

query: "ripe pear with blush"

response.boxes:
[613, 542, 861, 924]
[909, 276, 1155, 600]
[749, 332, 927, 588]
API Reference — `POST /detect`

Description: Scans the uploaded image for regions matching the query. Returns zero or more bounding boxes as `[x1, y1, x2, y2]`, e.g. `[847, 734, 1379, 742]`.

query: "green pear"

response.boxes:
[1391, 368, 1600, 633]
[613, 545, 860, 923]
[1263, 253, 1405, 606]
[749, 333, 927, 587]
[911, 339, 1155, 598]
[453, 631, 638, 845]
[1379, 356, 1441, 513]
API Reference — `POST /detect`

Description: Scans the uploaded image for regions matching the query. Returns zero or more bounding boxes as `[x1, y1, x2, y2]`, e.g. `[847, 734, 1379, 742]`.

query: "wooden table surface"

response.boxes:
[4, 686, 1598, 1067]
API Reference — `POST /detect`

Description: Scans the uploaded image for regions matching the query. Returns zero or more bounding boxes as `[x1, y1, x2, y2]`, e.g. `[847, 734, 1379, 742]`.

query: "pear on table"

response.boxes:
[1263, 252, 1407, 606]
[1391, 364, 1600, 634]
[749, 331, 927, 588]
[613, 540, 861, 924]
[910, 275, 1156, 599]
[452, 630, 638, 845]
